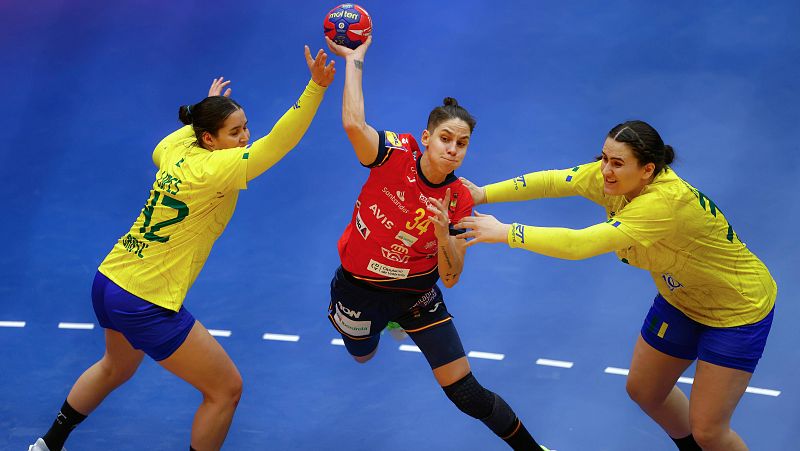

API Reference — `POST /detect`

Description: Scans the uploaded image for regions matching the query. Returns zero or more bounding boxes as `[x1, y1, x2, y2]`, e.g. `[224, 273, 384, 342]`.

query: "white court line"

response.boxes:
[0, 321, 26, 328]
[262, 333, 299, 342]
[331, 338, 345, 346]
[605, 367, 780, 397]
[604, 367, 629, 376]
[745, 387, 781, 397]
[208, 329, 231, 337]
[468, 351, 505, 361]
[536, 358, 574, 369]
[58, 322, 95, 330]
[399, 344, 421, 353]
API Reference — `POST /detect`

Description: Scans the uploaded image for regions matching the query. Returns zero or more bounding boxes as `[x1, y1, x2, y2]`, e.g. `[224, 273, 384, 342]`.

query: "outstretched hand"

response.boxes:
[458, 177, 487, 205]
[305, 46, 336, 87]
[454, 211, 510, 247]
[208, 77, 232, 97]
[325, 35, 372, 59]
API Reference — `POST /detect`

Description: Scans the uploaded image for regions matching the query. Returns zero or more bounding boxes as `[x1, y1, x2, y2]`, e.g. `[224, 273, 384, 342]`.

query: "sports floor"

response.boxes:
[2, 1, 799, 450]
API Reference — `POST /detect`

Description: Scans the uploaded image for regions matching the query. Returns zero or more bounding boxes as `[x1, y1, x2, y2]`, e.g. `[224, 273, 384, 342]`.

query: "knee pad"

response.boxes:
[442, 373, 516, 435]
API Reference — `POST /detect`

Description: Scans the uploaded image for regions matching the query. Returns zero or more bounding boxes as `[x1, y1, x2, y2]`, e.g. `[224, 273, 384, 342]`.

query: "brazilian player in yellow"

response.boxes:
[29, 47, 335, 451]
[455, 120, 776, 451]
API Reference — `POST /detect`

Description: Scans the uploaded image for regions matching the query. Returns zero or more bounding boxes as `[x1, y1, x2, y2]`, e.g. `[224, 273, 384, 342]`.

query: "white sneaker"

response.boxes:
[28, 438, 65, 451]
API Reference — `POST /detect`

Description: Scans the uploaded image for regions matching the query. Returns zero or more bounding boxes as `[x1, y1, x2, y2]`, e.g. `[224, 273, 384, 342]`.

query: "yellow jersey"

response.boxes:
[486, 160, 776, 327]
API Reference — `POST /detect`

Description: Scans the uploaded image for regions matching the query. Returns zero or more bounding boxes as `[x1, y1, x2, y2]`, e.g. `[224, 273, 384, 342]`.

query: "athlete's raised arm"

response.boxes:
[326, 35, 379, 166]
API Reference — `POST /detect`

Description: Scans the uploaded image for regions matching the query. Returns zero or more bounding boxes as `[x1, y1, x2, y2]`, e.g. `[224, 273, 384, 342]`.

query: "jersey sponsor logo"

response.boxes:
[381, 244, 410, 263]
[406, 175, 416, 183]
[428, 301, 443, 313]
[382, 187, 409, 213]
[396, 191, 405, 202]
[662, 273, 683, 291]
[395, 230, 418, 246]
[448, 192, 459, 215]
[355, 210, 371, 239]
[334, 303, 371, 337]
[368, 204, 394, 229]
[411, 288, 438, 308]
[367, 259, 410, 279]
[337, 301, 362, 319]
[423, 240, 437, 250]
[385, 131, 403, 148]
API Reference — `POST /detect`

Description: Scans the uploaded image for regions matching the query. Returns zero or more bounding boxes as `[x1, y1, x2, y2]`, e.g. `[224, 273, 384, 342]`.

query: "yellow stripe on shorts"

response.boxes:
[657, 322, 669, 338]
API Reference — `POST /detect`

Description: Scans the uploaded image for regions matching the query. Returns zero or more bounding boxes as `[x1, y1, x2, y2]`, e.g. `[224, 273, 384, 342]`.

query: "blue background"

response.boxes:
[2, 1, 798, 449]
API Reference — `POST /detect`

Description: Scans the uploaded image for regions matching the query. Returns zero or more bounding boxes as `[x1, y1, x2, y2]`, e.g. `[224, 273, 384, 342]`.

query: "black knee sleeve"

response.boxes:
[442, 372, 516, 436]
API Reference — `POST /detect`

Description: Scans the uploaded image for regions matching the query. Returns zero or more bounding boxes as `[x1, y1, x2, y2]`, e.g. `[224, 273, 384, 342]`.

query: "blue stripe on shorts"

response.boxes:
[92, 271, 195, 361]
[640, 293, 773, 373]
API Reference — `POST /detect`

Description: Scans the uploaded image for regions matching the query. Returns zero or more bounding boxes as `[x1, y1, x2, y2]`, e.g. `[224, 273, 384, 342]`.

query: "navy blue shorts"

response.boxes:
[640, 294, 774, 373]
[327, 266, 465, 369]
[92, 271, 196, 361]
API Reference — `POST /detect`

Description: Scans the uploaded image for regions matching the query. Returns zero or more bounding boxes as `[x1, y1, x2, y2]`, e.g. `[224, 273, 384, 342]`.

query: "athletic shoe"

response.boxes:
[385, 321, 408, 341]
[28, 438, 65, 451]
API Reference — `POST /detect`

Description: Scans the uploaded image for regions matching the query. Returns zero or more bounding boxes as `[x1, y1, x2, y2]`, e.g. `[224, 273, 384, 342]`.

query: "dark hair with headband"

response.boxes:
[178, 96, 243, 148]
[427, 97, 477, 133]
[608, 120, 675, 175]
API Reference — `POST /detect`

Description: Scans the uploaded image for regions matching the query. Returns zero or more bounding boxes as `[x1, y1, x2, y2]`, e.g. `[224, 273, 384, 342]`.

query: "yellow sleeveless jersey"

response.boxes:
[487, 160, 776, 327]
[98, 125, 248, 311]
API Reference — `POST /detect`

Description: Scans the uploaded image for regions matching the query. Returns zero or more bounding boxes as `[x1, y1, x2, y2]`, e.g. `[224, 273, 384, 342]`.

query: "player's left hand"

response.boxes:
[427, 188, 452, 241]
[454, 211, 511, 247]
[305, 46, 336, 87]
[208, 76, 232, 97]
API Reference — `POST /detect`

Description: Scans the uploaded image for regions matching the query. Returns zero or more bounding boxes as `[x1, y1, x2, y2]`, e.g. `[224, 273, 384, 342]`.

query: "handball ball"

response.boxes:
[323, 4, 372, 49]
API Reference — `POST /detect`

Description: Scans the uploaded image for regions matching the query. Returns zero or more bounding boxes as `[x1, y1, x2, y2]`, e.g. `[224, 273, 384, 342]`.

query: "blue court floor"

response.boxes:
[2, 1, 799, 450]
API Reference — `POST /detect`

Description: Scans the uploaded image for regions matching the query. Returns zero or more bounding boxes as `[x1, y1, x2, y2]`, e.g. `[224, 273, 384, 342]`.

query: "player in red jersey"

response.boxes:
[324, 36, 548, 451]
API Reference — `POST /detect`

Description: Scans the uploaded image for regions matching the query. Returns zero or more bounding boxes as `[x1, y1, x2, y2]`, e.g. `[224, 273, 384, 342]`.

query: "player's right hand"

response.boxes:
[325, 35, 372, 59]
[208, 77, 232, 97]
[459, 177, 487, 205]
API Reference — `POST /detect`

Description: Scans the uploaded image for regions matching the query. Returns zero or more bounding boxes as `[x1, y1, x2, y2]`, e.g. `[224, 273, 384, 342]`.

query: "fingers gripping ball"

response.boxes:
[323, 4, 372, 49]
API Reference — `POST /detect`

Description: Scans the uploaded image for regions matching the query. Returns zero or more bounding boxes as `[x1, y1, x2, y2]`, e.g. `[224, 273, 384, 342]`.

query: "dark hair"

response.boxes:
[178, 96, 243, 148]
[426, 97, 477, 133]
[607, 120, 675, 175]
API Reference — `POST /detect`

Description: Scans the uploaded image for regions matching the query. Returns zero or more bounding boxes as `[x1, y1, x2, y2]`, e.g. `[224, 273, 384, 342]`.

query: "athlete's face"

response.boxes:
[202, 108, 250, 150]
[600, 137, 655, 200]
[420, 118, 471, 179]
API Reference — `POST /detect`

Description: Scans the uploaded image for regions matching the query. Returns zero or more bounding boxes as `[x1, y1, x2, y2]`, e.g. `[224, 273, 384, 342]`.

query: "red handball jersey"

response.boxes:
[338, 130, 474, 292]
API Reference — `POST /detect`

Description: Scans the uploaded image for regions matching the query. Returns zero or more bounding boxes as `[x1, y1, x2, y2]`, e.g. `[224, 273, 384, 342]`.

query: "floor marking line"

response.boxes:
[605, 367, 780, 397]
[262, 333, 299, 342]
[468, 351, 505, 361]
[536, 358, 574, 368]
[0, 321, 25, 328]
[208, 329, 231, 337]
[399, 344, 421, 353]
[330, 338, 345, 346]
[58, 322, 95, 330]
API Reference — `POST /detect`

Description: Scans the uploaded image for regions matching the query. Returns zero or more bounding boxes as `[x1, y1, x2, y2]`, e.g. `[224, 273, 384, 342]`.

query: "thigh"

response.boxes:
[103, 328, 145, 373]
[628, 335, 694, 399]
[408, 317, 466, 373]
[158, 321, 241, 394]
[690, 360, 751, 426]
[327, 268, 392, 356]
[696, 307, 774, 373]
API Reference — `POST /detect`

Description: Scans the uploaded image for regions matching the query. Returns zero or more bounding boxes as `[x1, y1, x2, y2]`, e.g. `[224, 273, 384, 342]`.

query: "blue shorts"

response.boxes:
[327, 266, 466, 369]
[92, 271, 196, 361]
[640, 294, 774, 373]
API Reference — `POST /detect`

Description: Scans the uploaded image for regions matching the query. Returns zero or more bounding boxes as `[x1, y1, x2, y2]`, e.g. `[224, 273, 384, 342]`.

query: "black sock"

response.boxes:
[42, 400, 87, 451]
[500, 418, 541, 450]
[671, 433, 701, 451]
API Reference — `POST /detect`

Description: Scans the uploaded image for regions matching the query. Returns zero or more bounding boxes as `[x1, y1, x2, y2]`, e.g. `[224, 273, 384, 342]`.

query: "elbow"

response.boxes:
[342, 117, 363, 135]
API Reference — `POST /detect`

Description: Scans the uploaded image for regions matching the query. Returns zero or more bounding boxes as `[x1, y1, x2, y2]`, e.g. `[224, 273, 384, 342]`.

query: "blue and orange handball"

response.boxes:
[323, 4, 372, 49]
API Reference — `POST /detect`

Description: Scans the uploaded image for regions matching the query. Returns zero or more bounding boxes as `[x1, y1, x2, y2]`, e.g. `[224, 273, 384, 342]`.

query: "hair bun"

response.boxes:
[178, 104, 193, 125]
[443, 97, 459, 107]
[663, 144, 675, 165]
